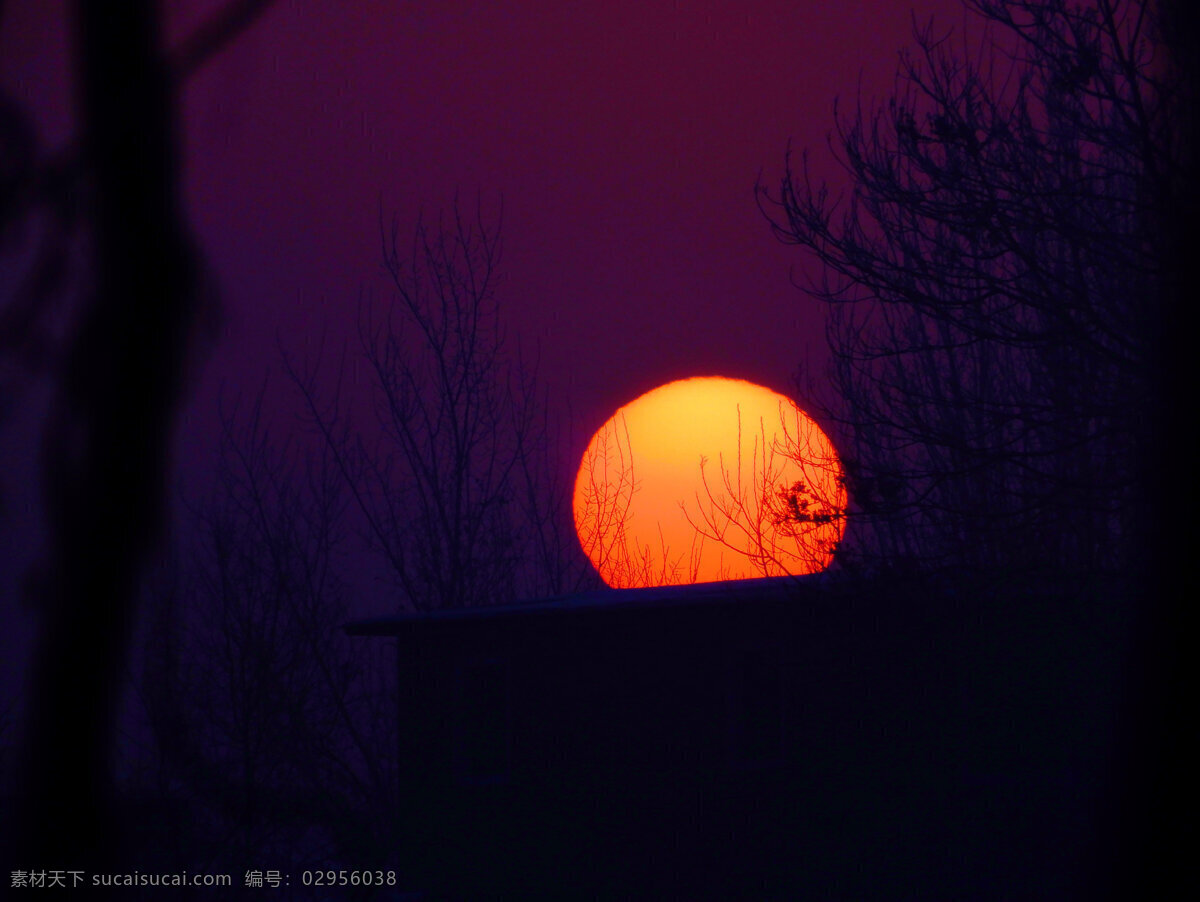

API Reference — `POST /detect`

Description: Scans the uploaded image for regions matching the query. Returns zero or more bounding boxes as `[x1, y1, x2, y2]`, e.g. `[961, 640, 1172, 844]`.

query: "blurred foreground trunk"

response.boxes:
[15, 0, 196, 871]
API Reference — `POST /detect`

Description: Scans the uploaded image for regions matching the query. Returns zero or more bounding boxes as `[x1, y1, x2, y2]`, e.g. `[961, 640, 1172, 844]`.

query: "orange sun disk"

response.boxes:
[572, 377, 847, 588]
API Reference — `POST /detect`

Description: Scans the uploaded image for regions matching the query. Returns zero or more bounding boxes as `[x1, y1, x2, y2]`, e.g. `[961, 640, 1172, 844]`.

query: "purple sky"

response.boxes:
[1, 0, 964, 690]
[173, 0, 960, 426]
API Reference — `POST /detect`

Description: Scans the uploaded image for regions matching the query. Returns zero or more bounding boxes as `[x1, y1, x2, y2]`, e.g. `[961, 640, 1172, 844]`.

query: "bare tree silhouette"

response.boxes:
[123, 204, 594, 870]
[287, 199, 592, 609]
[760, 0, 1177, 578]
[137, 388, 399, 871]
[761, 6, 1197, 891]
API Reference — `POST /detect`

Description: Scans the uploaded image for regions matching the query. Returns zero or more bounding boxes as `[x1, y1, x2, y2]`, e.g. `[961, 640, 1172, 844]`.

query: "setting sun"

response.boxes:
[573, 377, 847, 588]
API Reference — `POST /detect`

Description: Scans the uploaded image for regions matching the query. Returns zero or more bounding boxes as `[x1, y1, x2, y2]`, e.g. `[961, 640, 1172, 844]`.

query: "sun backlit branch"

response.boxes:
[684, 401, 847, 578]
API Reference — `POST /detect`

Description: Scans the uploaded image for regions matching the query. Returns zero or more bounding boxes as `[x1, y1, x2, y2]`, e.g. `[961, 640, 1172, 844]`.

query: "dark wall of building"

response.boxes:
[359, 575, 1134, 898]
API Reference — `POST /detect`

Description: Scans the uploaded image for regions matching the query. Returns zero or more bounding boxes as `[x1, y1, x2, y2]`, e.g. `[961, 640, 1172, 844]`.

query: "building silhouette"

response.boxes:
[348, 571, 1130, 897]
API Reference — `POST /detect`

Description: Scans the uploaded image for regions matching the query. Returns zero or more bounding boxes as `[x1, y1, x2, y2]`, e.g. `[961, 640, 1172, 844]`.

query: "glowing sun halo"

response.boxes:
[572, 377, 847, 588]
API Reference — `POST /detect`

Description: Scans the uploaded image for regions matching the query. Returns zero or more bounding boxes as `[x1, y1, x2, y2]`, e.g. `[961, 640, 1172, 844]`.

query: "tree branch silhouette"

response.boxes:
[760, 0, 1174, 577]
[683, 402, 847, 579]
[137, 387, 399, 868]
[287, 198, 591, 609]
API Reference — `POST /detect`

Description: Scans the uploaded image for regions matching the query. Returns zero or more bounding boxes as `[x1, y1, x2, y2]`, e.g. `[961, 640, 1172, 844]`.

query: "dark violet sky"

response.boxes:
[169, 0, 959, 427]
[6, 0, 963, 422]
[0, 0, 964, 688]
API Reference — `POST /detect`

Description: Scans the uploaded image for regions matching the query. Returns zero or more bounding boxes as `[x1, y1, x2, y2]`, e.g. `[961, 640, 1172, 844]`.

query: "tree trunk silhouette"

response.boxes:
[15, 1, 195, 870]
[10, 0, 275, 872]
